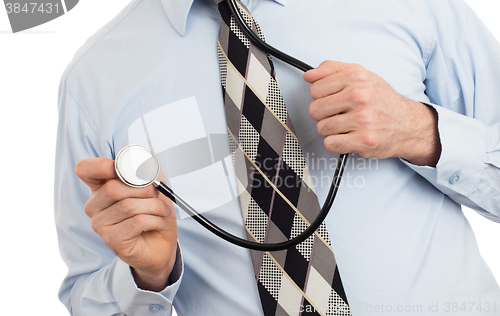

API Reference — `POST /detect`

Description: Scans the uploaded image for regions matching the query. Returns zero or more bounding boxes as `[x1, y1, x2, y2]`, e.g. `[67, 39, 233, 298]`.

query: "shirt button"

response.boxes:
[449, 173, 460, 184]
[149, 304, 162, 313]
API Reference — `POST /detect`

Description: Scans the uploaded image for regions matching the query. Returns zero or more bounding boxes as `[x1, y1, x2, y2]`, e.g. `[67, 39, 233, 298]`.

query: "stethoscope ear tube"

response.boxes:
[226, 0, 314, 72]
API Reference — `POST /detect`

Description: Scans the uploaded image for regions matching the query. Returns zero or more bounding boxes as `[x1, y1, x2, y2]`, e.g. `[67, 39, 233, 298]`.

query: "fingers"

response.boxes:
[304, 60, 363, 83]
[308, 72, 347, 100]
[121, 215, 167, 239]
[304, 61, 368, 100]
[309, 90, 353, 121]
[316, 112, 358, 137]
[91, 197, 171, 231]
[75, 158, 117, 192]
[100, 214, 167, 246]
[84, 180, 159, 218]
[324, 131, 376, 158]
[304, 60, 393, 158]
[323, 133, 357, 156]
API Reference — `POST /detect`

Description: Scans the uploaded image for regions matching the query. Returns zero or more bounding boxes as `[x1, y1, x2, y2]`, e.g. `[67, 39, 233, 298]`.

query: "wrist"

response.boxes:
[400, 102, 441, 167]
[131, 254, 177, 292]
[132, 266, 172, 292]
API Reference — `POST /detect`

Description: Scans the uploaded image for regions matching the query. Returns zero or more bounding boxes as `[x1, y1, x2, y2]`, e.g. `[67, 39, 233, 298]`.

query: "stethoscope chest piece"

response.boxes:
[115, 145, 160, 188]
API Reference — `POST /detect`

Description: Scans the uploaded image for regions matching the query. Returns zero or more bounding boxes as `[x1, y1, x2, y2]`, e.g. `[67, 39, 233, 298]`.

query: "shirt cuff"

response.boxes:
[401, 103, 487, 197]
[111, 243, 183, 316]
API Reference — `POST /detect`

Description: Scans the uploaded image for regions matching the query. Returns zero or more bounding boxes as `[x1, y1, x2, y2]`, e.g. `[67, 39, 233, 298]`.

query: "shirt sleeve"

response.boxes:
[55, 79, 184, 316]
[402, 0, 500, 223]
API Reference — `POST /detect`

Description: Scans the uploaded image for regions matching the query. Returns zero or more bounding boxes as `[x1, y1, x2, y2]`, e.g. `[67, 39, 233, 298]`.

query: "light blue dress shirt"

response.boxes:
[55, 0, 500, 315]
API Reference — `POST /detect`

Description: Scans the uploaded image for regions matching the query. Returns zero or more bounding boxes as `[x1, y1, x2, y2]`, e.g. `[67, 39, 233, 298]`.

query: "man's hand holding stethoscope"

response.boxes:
[304, 60, 442, 167]
[75, 158, 178, 292]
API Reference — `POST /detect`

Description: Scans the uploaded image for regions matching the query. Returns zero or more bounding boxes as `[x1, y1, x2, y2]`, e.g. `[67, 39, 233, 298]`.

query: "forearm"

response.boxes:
[399, 101, 441, 168]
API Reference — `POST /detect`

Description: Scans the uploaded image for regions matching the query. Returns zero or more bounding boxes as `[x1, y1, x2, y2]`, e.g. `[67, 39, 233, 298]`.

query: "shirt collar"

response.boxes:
[161, 0, 286, 36]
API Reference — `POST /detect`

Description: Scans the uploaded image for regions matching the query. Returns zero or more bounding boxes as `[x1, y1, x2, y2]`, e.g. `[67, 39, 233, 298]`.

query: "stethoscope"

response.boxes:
[114, 0, 348, 251]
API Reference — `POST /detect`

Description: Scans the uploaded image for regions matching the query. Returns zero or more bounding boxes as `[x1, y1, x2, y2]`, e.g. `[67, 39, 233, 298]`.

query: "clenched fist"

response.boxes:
[304, 61, 441, 167]
[75, 157, 178, 292]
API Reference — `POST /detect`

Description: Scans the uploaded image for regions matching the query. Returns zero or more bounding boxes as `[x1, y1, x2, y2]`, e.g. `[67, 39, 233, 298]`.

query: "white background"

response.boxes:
[0, 1, 499, 315]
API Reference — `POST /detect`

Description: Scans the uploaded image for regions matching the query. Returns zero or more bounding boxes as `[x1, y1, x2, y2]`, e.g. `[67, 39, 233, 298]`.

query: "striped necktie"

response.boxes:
[215, 1, 351, 315]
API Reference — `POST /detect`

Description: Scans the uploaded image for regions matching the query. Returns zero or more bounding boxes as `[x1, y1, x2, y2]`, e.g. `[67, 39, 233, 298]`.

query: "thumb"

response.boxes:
[75, 157, 118, 192]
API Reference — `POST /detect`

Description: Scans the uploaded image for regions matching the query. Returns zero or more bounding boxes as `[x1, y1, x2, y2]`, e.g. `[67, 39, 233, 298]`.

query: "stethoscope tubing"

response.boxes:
[155, 0, 349, 251]
[226, 0, 313, 72]
[156, 154, 347, 251]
